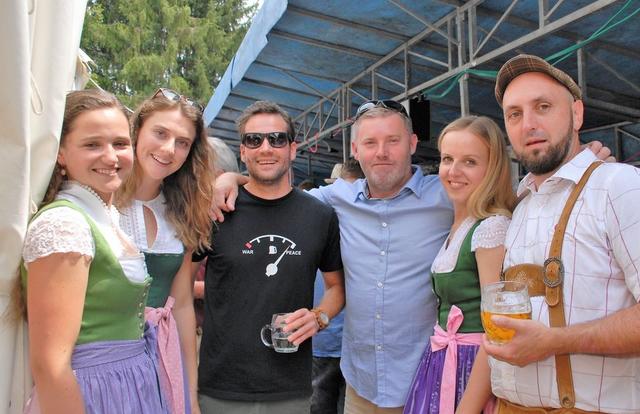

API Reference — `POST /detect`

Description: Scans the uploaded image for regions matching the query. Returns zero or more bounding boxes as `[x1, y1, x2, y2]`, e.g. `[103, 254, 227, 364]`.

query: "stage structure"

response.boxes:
[204, 0, 640, 183]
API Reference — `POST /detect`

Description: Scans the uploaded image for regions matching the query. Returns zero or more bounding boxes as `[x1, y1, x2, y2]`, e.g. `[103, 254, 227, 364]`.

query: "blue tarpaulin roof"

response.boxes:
[205, 0, 640, 183]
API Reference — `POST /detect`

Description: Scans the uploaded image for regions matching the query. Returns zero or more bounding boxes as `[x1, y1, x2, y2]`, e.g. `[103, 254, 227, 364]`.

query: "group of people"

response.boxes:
[13, 52, 640, 414]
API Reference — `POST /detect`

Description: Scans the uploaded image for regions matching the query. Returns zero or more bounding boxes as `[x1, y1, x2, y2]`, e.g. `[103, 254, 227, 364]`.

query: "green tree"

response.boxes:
[81, 0, 255, 109]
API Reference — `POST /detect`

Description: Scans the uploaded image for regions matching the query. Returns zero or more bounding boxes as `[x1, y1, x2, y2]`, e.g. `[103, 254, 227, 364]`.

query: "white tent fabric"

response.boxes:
[75, 48, 95, 91]
[0, 1, 88, 413]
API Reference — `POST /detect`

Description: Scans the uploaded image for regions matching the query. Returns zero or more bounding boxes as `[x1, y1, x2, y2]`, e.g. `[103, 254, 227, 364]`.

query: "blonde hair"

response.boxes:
[117, 95, 215, 252]
[438, 116, 516, 219]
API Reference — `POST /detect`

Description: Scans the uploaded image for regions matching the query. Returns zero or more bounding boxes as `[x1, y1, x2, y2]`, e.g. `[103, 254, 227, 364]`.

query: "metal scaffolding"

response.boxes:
[292, 0, 637, 161]
[205, 0, 640, 181]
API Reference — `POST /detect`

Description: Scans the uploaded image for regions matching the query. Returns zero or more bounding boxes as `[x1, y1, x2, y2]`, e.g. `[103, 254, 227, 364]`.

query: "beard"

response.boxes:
[515, 119, 574, 175]
[246, 159, 290, 186]
[363, 163, 412, 198]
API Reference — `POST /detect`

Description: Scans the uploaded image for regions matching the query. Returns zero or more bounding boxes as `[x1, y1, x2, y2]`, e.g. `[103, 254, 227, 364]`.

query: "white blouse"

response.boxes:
[119, 192, 183, 254]
[22, 182, 147, 283]
[431, 214, 511, 274]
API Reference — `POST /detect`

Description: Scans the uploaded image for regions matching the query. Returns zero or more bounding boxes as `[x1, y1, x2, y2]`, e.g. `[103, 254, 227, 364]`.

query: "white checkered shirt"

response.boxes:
[490, 149, 640, 413]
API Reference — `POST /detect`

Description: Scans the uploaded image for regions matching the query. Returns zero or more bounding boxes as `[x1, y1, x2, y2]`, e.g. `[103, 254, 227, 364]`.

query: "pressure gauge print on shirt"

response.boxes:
[244, 234, 299, 277]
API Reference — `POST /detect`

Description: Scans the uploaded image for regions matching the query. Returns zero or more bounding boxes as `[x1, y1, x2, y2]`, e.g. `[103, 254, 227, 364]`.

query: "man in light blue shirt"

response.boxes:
[214, 101, 452, 412]
[311, 158, 364, 414]
[308, 101, 452, 412]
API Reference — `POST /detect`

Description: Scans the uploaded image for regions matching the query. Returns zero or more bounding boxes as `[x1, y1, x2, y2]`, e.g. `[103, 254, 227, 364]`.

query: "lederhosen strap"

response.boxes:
[503, 161, 602, 409]
[497, 398, 605, 414]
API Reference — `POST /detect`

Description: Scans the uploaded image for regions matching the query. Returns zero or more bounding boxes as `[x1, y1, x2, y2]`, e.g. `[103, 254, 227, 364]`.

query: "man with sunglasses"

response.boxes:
[314, 100, 453, 413]
[195, 100, 344, 414]
[213, 99, 453, 413]
[212, 98, 617, 413]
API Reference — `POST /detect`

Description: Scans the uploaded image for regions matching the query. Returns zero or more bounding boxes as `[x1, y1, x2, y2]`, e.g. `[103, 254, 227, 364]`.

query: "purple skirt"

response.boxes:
[403, 342, 480, 414]
[71, 325, 169, 414]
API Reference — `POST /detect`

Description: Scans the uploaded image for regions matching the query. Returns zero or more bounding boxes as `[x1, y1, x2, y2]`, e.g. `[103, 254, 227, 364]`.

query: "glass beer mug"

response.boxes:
[481, 281, 532, 344]
[260, 313, 299, 353]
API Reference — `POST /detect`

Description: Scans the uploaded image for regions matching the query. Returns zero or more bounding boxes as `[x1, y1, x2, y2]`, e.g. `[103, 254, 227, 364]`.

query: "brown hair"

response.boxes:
[437, 116, 516, 219]
[235, 100, 296, 137]
[117, 94, 215, 252]
[41, 89, 130, 205]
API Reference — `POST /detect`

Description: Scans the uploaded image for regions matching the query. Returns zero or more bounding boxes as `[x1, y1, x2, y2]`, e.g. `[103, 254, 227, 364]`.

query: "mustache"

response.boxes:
[525, 130, 548, 139]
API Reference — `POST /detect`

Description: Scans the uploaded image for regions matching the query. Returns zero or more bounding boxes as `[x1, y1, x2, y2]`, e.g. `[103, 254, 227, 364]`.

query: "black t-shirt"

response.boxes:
[197, 187, 342, 401]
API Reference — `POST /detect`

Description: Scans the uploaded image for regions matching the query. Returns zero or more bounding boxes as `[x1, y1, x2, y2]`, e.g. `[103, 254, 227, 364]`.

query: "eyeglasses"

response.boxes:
[354, 100, 409, 120]
[153, 88, 203, 112]
[241, 132, 292, 149]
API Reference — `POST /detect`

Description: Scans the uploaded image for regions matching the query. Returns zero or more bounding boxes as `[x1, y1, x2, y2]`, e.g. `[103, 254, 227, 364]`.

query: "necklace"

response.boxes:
[77, 183, 111, 210]
[76, 183, 140, 256]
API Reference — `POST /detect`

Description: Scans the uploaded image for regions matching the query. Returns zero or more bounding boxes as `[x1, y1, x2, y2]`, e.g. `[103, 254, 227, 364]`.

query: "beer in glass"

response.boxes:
[481, 281, 531, 344]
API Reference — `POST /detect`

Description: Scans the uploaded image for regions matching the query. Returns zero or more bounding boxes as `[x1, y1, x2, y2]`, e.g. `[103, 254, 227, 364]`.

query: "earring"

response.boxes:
[60, 166, 66, 176]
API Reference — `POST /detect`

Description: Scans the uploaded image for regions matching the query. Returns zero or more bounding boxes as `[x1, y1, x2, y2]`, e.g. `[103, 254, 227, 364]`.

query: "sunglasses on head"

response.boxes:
[241, 132, 293, 149]
[153, 88, 204, 112]
[355, 100, 409, 120]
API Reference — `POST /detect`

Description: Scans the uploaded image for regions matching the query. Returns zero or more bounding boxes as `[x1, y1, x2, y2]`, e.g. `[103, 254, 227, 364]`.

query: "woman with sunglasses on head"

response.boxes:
[21, 89, 166, 413]
[117, 88, 215, 414]
[403, 116, 516, 414]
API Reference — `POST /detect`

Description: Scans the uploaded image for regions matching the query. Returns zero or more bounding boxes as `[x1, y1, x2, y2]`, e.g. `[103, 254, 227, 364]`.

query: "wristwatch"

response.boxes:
[311, 308, 330, 330]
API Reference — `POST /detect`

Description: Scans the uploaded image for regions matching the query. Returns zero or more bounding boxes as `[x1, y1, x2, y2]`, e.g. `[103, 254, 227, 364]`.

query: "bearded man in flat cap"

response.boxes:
[484, 54, 640, 414]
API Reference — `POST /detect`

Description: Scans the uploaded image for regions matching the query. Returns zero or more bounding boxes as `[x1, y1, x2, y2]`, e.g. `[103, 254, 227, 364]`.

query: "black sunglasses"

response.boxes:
[241, 132, 292, 149]
[355, 100, 409, 120]
[153, 88, 204, 112]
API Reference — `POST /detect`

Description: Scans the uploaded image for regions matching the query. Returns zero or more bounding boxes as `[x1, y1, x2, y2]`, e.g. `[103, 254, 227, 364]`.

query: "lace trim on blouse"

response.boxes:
[23, 182, 147, 283]
[431, 215, 511, 274]
[119, 192, 183, 254]
[23, 207, 94, 263]
[471, 215, 511, 251]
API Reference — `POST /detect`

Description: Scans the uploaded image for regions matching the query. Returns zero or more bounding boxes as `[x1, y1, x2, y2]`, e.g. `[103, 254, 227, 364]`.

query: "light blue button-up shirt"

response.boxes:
[309, 167, 453, 407]
[312, 270, 344, 357]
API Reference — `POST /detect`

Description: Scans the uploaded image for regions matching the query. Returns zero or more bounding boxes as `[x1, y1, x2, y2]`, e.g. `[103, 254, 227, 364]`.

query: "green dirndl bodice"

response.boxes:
[431, 220, 483, 333]
[22, 199, 150, 344]
[144, 252, 184, 308]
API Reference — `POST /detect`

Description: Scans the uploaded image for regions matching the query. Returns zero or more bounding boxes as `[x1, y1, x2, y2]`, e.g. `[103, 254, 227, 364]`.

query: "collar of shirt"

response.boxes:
[355, 166, 423, 201]
[516, 148, 598, 196]
[58, 181, 119, 228]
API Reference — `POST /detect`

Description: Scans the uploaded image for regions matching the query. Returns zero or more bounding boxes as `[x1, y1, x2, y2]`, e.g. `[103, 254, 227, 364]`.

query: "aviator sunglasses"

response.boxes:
[241, 132, 293, 149]
[355, 99, 409, 120]
[153, 88, 204, 112]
